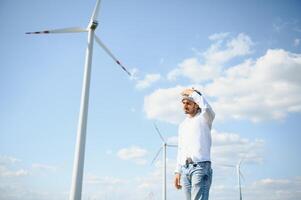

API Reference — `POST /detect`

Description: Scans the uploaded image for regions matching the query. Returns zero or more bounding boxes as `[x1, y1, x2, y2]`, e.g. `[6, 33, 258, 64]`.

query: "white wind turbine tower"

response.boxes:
[151, 123, 177, 200]
[236, 159, 245, 200]
[26, 1, 132, 200]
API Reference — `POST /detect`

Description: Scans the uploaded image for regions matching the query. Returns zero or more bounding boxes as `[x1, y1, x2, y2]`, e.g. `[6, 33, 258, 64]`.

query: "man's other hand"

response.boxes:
[174, 173, 182, 190]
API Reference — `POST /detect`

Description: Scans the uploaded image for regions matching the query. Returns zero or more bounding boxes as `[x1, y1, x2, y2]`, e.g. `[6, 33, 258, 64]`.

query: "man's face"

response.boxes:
[182, 99, 199, 116]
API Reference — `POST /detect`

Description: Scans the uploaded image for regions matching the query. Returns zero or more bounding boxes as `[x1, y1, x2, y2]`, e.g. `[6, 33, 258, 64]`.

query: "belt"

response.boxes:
[185, 157, 211, 168]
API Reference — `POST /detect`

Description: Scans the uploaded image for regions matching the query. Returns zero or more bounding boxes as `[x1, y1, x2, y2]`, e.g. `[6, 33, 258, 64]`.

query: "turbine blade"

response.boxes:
[238, 154, 248, 167]
[94, 35, 131, 76]
[166, 144, 178, 148]
[239, 170, 246, 182]
[216, 163, 236, 168]
[151, 147, 163, 165]
[91, 0, 101, 22]
[26, 27, 87, 34]
[153, 123, 166, 143]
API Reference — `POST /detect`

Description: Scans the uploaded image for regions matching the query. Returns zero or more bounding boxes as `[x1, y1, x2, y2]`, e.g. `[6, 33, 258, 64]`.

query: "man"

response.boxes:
[174, 88, 215, 200]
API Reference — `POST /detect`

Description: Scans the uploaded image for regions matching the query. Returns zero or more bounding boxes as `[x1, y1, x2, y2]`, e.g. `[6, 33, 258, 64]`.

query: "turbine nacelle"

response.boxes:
[89, 21, 99, 30]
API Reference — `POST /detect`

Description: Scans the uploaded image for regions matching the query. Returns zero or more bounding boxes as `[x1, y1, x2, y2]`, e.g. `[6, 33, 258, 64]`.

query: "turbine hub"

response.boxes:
[90, 21, 98, 30]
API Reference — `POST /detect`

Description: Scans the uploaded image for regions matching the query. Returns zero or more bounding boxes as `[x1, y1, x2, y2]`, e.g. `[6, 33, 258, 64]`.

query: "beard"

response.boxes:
[184, 108, 191, 114]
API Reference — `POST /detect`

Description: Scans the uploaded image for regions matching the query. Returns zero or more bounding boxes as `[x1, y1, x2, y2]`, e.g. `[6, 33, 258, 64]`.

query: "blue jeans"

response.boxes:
[181, 161, 212, 200]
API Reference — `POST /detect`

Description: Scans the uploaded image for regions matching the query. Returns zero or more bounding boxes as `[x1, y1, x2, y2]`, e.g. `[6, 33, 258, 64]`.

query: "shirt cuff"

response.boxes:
[175, 165, 182, 174]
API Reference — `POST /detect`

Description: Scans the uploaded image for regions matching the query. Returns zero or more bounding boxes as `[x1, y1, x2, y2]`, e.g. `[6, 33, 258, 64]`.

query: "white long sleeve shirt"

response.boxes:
[175, 95, 215, 174]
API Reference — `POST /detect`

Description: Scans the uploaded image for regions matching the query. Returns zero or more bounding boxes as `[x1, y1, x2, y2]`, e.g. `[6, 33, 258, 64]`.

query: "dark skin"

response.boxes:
[174, 98, 200, 190]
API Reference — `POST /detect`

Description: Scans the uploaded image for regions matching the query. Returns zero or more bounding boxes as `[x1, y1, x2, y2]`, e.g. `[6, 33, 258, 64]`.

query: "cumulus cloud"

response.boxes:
[85, 175, 126, 185]
[167, 33, 253, 83]
[0, 184, 68, 200]
[135, 73, 161, 90]
[209, 32, 230, 41]
[144, 85, 186, 124]
[0, 155, 28, 178]
[247, 177, 301, 200]
[0, 155, 21, 164]
[166, 136, 178, 145]
[31, 163, 57, 172]
[211, 129, 264, 165]
[210, 176, 301, 200]
[154, 129, 264, 166]
[117, 146, 148, 165]
[205, 49, 301, 122]
[146, 48, 301, 123]
[204, 33, 253, 66]
[0, 166, 28, 177]
[167, 57, 221, 83]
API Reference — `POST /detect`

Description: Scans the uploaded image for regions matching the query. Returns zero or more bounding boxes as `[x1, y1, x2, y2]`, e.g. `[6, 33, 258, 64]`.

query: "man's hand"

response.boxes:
[181, 88, 201, 97]
[174, 173, 182, 190]
[181, 88, 194, 97]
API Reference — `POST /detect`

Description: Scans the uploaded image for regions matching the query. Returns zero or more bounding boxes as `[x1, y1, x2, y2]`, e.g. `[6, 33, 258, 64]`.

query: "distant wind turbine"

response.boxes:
[26, 1, 132, 200]
[236, 159, 245, 200]
[151, 123, 177, 200]
[218, 158, 246, 200]
[145, 191, 155, 200]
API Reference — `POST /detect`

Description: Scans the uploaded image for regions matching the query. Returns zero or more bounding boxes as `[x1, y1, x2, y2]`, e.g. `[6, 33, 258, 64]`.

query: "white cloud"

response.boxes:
[162, 129, 264, 166]
[254, 178, 290, 187]
[148, 48, 301, 123]
[85, 175, 126, 185]
[0, 184, 67, 200]
[31, 163, 57, 172]
[204, 33, 253, 66]
[211, 129, 264, 165]
[210, 176, 301, 200]
[166, 136, 178, 145]
[135, 73, 161, 90]
[144, 85, 186, 124]
[135, 129, 265, 200]
[0, 155, 21, 164]
[247, 177, 301, 200]
[0, 155, 28, 178]
[209, 32, 230, 41]
[134, 158, 180, 200]
[205, 49, 301, 122]
[0, 165, 28, 177]
[167, 33, 253, 83]
[167, 58, 221, 82]
[117, 146, 148, 165]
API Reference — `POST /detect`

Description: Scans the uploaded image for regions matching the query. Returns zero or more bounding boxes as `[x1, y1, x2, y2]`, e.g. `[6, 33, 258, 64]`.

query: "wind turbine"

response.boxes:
[217, 158, 246, 200]
[236, 159, 246, 200]
[26, 1, 131, 200]
[151, 123, 177, 200]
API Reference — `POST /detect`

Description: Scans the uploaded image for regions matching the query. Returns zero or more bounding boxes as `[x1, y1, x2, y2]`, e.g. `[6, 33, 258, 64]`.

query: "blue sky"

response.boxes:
[1, 0, 301, 199]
